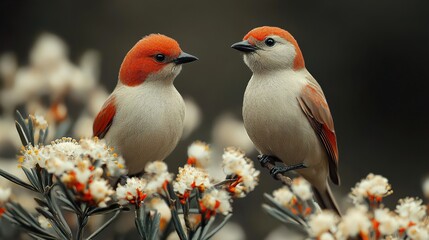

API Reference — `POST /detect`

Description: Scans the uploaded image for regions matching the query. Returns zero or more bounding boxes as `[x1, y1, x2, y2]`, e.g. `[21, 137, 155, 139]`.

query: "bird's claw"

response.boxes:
[269, 163, 308, 179]
[258, 154, 282, 167]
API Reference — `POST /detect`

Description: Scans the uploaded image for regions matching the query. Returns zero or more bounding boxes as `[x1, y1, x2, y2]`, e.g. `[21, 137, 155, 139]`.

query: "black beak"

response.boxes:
[173, 52, 198, 64]
[231, 40, 257, 53]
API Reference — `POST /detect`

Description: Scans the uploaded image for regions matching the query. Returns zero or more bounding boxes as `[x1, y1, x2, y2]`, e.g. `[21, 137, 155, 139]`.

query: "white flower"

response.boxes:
[308, 210, 339, 237]
[79, 137, 127, 177]
[291, 177, 312, 201]
[89, 179, 114, 207]
[30, 33, 68, 71]
[422, 177, 429, 199]
[30, 114, 48, 130]
[187, 141, 211, 167]
[319, 232, 335, 240]
[19, 144, 51, 169]
[145, 161, 168, 175]
[272, 186, 296, 207]
[374, 208, 399, 235]
[116, 177, 148, 205]
[200, 189, 232, 216]
[350, 173, 392, 203]
[38, 215, 52, 229]
[395, 197, 426, 223]
[45, 155, 74, 175]
[212, 114, 255, 153]
[407, 225, 429, 240]
[222, 147, 259, 197]
[50, 137, 81, 157]
[173, 165, 211, 195]
[337, 206, 371, 239]
[0, 187, 11, 203]
[73, 159, 92, 184]
[182, 97, 202, 139]
[0, 52, 17, 82]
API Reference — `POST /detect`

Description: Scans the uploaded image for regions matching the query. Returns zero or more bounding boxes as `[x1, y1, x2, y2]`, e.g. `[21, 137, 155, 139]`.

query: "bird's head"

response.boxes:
[119, 34, 198, 86]
[231, 26, 305, 73]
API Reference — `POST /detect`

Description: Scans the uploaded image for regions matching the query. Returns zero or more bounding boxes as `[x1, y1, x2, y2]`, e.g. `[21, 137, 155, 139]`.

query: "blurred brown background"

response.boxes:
[1, 0, 429, 239]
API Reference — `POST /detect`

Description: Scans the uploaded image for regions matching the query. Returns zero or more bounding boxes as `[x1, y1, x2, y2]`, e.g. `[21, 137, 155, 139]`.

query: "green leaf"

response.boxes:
[149, 212, 161, 240]
[22, 167, 41, 192]
[15, 121, 29, 147]
[27, 116, 35, 145]
[262, 204, 308, 235]
[263, 193, 307, 226]
[171, 208, 188, 240]
[15, 111, 31, 145]
[0, 168, 37, 192]
[87, 210, 121, 240]
[201, 214, 232, 240]
[87, 203, 126, 216]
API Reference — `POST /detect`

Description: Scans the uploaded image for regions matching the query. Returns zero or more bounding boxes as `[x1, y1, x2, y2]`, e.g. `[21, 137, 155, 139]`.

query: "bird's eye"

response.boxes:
[155, 54, 166, 62]
[265, 38, 275, 47]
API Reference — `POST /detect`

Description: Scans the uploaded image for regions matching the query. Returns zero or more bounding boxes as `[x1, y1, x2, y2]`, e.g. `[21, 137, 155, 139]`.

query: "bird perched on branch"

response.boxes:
[232, 26, 341, 214]
[93, 34, 198, 174]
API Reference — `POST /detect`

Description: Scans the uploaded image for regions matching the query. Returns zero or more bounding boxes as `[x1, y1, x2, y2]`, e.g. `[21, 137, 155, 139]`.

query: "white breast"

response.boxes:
[243, 69, 325, 167]
[105, 80, 185, 174]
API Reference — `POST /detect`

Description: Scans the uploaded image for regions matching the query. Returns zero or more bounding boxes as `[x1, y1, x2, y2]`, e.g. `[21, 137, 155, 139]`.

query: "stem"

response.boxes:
[77, 205, 89, 240]
[183, 200, 193, 239]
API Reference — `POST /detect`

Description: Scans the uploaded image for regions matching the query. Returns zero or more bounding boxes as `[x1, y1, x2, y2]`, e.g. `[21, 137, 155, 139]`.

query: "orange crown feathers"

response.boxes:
[119, 34, 182, 86]
[244, 26, 305, 70]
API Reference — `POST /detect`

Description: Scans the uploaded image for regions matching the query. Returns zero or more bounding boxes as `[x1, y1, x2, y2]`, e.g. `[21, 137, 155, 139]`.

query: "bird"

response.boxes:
[93, 34, 198, 175]
[231, 26, 341, 214]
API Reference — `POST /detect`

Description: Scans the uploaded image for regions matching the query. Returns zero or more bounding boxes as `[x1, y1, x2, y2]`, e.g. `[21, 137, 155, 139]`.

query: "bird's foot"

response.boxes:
[258, 154, 282, 167]
[269, 163, 308, 179]
[116, 175, 129, 186]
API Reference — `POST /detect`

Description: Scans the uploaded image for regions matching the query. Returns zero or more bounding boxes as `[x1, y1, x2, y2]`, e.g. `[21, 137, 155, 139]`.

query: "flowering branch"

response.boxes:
[0, 112, 129, 240]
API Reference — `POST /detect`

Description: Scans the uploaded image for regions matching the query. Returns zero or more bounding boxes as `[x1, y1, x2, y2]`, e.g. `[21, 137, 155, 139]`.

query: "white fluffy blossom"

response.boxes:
[319, 232, 335, 240]
[422, 177, 429, 199]
[88, 179, 114, 207]
[38, 215, 52, 229]
[116, 177, 148, 205]
[222, 147, 259, 197]
[187, 141, 210, 167]
[350, 173, 392, 203]
[337, 206, 371, 239]
[308, 210, 339, 237]
[200, 189, 232, 216]
[291, 177, 312, 201]
[395, 197, 426, 223]
[374, 208, 399, 236]
[407, 225, 429, 240]
[79, 137, 127, 177]
[30, 114, 48, 130]
[19, 144, 51, 169]
[145, 161, 172, 193]
[0, 187, 11, 203]
[272, 186, 296, 208]
[173, 164, 211, 195]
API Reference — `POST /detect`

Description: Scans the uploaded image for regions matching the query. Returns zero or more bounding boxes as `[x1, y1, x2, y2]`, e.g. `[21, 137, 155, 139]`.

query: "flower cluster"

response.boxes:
[187, 141, 211, 167]
[172, 142, 259, 219]
[268, 173, 429, 240]
[270, 177, 314, 217]
[173, 164, 212, 203]
[116, 161, 172, 206]
[350, 173, 393, 204]
[200, 189, 232, 219]
[222, 147, 260, 198]
[19, 137, 124, 207]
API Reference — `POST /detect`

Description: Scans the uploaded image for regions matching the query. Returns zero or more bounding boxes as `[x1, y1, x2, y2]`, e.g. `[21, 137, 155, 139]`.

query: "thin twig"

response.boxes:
[260, 159, 292, 186]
